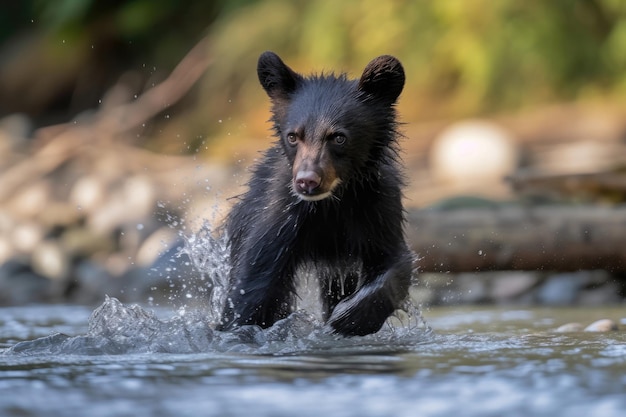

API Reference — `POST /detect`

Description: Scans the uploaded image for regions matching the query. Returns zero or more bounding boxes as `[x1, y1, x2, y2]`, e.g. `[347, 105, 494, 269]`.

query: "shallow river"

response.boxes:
[1, 300, 625, 417]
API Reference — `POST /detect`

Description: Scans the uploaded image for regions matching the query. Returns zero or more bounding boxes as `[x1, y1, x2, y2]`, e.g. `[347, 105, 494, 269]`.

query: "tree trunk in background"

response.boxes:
[407, 206, 626, 273]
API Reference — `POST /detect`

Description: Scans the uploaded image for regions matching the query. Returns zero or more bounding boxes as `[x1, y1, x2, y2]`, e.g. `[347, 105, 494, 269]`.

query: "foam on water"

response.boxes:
[4, 220, 431, 356]
[5, 296, 430, 356]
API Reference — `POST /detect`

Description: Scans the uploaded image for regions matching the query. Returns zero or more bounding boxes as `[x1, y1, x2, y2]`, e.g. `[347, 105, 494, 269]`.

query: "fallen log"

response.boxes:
[407, 205, 626, 273]
[507, 169, 626, 204]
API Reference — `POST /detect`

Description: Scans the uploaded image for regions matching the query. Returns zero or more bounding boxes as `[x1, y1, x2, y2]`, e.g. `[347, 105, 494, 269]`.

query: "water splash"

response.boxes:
[4, 296, 430, 356]
[4, 219, 431, 356]
[177, 220, 231, 324]
[6, 296, 217, 355]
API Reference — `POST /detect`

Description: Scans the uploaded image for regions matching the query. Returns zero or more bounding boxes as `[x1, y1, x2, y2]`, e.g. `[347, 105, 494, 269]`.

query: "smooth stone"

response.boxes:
[536, 274, 582, 305]
[31, 241, 70, 281]
[490, 272, 539, 300]
[554, 322, 584, 332]
[584, 319, 618, 332]
[430, 119, 518, 186]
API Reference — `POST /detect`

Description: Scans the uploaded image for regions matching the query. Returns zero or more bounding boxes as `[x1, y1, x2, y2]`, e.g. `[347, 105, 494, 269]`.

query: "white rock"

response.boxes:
[8, 182, 51, 219]
[89, 175, 156, 234]
[584, 319, 618, 332]
[12, 222, 45, 253]
[70, 176, 106, 213]
[430, 120, 518, 188]
[31, 241, 70, 280]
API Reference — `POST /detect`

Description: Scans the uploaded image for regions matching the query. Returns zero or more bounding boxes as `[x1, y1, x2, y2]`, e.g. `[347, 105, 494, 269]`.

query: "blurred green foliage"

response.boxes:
[202, 0, 626, 124]
[0, 0, 221, 123]
[29, 0, 220, 67]
[1, 0, 626, 143]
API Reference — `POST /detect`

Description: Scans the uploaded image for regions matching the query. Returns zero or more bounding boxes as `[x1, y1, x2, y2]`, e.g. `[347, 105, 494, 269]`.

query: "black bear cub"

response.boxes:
[220, 51, 414, 336]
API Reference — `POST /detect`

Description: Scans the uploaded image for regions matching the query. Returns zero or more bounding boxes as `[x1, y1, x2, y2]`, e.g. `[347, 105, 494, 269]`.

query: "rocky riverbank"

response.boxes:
[1, 112, 625, 308]
[411, 270, 624, 307]
[0, 113, 236, 306]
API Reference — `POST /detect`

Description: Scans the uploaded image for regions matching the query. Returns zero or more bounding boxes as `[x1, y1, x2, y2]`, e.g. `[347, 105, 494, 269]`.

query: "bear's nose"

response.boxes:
[295, 171, 321, 194]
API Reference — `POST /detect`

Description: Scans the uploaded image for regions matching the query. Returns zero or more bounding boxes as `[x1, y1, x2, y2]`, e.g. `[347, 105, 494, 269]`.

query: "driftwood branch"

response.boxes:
[97, 36, 212, 134]
[407, 206, 626, 273]
[507, 169, 626, 202]
[0, 36, 211, 203]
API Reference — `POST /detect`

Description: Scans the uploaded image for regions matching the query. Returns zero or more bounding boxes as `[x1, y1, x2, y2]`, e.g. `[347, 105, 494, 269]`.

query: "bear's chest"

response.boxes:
[291, 201, 376, 261]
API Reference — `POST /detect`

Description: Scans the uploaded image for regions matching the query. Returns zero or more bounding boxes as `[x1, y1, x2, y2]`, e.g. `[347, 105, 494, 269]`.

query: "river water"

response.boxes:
[2, 223, 625, 416]
[1, 299, 625, 417]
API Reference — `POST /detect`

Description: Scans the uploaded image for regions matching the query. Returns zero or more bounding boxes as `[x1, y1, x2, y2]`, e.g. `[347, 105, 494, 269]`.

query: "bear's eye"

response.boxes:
[286, 133, 298, 145]
[330, 133, 347, 146]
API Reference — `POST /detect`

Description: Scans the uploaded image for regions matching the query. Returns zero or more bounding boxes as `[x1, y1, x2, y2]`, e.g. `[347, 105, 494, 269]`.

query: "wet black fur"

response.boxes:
[219, 52, 413, 336]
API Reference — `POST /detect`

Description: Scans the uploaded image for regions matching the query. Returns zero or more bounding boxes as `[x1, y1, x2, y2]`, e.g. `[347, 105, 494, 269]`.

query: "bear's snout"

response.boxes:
[295, 170, 321, 195]
[291, 142, 338, 201]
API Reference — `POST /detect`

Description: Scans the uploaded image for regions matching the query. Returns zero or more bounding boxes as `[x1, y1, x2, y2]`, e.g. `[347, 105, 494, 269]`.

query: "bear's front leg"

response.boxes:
[326, 253, 412, 336]
[219, 235, 298, 331]
[220, 265, 296, 330]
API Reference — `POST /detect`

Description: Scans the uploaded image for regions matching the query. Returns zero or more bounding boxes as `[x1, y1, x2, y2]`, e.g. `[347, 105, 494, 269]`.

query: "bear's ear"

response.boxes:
[257, 51, 303, 100]
[358, 55, 405, 105]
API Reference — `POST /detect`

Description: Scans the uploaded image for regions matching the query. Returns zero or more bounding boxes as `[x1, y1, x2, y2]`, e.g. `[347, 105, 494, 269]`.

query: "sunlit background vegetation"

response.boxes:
[2, 0, 626, 156]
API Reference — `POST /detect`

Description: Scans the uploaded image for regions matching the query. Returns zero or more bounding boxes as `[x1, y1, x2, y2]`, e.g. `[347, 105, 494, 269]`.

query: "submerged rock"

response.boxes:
[584, 319, 618, 332]
[554, 322, 584, 333]
[555, 319, 619, 333]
